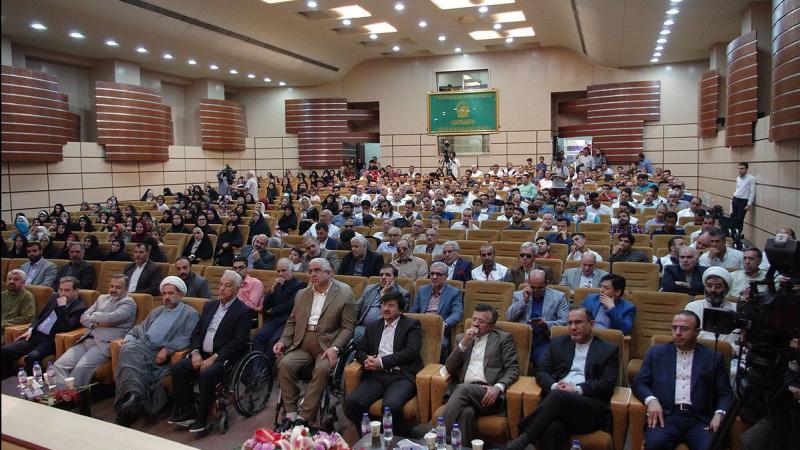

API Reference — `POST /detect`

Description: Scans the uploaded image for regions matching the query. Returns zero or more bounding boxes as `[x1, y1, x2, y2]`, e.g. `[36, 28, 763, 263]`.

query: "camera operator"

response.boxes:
[217, 165, 236, 197]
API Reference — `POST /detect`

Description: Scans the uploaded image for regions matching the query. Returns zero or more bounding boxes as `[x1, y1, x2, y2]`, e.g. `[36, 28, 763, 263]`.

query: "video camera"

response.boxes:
[220, 164, 237, 184]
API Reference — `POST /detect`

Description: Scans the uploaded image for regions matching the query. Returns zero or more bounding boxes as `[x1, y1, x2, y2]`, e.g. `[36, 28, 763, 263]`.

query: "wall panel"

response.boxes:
[725, 31, 758, 147]
[698, 70, 720, 137]
[770, 0, 800, 141]
[199, 98, 247, 151]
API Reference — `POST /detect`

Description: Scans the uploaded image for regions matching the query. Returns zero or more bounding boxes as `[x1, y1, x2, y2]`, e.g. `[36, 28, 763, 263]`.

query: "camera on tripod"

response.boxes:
[220, 164, 237, 184]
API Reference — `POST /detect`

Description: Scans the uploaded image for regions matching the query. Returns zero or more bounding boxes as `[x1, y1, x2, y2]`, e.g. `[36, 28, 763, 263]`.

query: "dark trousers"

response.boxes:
[1, 332, 55, 378]
[343, 370, 416, 436]
[252, 321, 285, 366]
[516, 390, 606, 450]
[645, 409, 712, 450]
[443, 383, 506, 444]
[170, 354, 225, 421]
[731, 197, 749, 232]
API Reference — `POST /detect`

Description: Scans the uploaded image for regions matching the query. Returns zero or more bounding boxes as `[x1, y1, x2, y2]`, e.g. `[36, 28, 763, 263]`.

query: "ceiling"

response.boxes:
[1, 0, 753, 87]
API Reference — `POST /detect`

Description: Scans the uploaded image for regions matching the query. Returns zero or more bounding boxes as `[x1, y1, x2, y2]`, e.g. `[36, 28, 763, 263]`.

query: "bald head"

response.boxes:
[528, 269, 547, 287]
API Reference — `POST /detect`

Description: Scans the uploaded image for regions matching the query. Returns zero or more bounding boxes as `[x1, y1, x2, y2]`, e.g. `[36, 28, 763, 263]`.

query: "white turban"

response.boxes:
[702, 266, 732, 289]
[159, 276, 187, 295]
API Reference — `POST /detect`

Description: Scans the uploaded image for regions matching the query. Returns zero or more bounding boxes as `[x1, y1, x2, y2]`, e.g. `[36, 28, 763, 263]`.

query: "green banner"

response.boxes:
[427, 89, 499, 135]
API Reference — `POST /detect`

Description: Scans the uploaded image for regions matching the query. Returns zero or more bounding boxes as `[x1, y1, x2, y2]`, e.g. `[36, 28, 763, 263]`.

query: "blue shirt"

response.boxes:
[639, 159, 653, 174]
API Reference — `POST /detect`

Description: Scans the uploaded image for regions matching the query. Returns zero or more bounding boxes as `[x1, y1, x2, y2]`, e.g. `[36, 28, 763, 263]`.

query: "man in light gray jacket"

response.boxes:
[559, 253, 609, 297]
[52, 273, 137, 386]
[20, 240, 58, 287]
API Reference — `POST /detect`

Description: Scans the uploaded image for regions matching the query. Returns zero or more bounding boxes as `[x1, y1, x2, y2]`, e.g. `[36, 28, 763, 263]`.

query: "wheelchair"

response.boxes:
[272, 344, 354, 433]
[206, 349, 274, 434]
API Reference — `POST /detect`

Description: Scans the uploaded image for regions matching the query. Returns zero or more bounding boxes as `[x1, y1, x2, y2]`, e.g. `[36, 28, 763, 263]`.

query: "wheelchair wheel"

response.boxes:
[219, 410, 229, 434]
[231, 351, 273, 417]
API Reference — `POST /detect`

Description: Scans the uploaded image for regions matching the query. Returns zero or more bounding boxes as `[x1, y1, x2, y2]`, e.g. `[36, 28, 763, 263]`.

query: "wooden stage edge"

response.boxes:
[1, 394, 198, 450]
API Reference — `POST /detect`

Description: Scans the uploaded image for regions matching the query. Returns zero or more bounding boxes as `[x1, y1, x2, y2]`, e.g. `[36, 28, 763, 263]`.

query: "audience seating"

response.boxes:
[367, 276, 415, 304]
[612, 262, 660, 292]
[344, 313, 444, 426]
[630, 246, 654, 261]
[522, 326, 631, 450]
[95, 261, 131, 293]
[535, 258, 563, 282]
[162, 233, 189, 249]
[437, 229, 466, 241]
[574, 287, 603, 305]
[631, 234, 651, 247]
[494, 241, 524, 258]
[166, 264, 205, 277]
[583, 232, 611, 247]
[463, 281, 515, 323]
[547, 284, 571, 300]
[650, 234, 679, 251]
[282, 235, 306, 247]
[564, 260, 611, 273]
[413, 252, 433, 267]
[3, 285, 55, 343]
[333, 275, 368, 301]
[500, 230, 536, 242]
[456, 240, 485, 256]
[479, 220, 509, 231]
[578, 223, 611, 233]
[202, 266, 230, 298]
[495, 256, 517, 272]
[549, 243, 569, 261]
[593, 246, 611, 261]
[467, 229, 500, 242]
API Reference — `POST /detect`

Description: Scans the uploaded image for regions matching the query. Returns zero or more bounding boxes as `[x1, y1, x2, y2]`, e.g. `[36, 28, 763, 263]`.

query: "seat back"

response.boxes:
[493, 241, 522, 258]
[628, 291, 690, 360]
[547, 285, 570, 300]
[612, 262, 660, 292]
[129, 293, 154, 324]
[466, 319, 532, 376]
[464, 280, 515, 319]
[334, 275, 368, 301]
[552, 326, 626, 385]
[248, 269, 279, 291]
[367, 276, 415, 305]
[500, 230, 536, 243]
[282, 235, 306, 247]
[565, 259, 611, 273]
[574, 287, 602, 305]
[549, 243, 569, 261]
[455, 240, 485, 257]
[162, 244, 179, 263]
[583, 232, 611, 247]
[437, 229, 466, 241]
[162, 233, 189, 249]
[203, 266, 230, 299]
[578, 223, 610, 233]
[479, 220, 508, 231]
[651, 234, 679, 251]
[182, 297, 209, 314]
[96, 261, 130, 294]
[467, 229, 500, 242]
[26, 285, 54, 313]
[406, 313, 445, 366]
[79, 289, 100, 308]
[535, 258, 563, 282]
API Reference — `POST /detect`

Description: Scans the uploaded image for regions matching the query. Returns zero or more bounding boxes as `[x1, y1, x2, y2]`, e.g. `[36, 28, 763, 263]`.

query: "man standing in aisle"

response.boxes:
[731, 162, 755, 235]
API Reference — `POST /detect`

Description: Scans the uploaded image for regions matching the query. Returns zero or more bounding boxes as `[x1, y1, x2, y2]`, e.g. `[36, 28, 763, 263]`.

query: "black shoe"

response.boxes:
[117, 392, 142, 418]
[275, 417, 295, 432]
[114, 415, 133, 427]
[168, 410, 196, 427]
[189, 419, 208, 433]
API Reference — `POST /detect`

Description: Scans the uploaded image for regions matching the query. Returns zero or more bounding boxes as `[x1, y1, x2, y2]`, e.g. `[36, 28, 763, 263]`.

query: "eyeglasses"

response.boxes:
[519, 253, 534, 258]
[480, 253, 494, 257]
[233, 266, 246, 271]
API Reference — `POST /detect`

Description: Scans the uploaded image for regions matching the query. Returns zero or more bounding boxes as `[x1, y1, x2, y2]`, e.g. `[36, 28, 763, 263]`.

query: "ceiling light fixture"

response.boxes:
[506, 26, 535, 38]
[431, 0, 514, 10]
[656, 37, 667, 43]
[650, 58, 659, 63]
[663, 19, 674, 26]
[163, 53, 173, 60]
[438, 34, 446, 41]
[478, 6, 489, 13]
[135, 46, 148, 53]
[418, 20, 428, 28]
[454, 47, 462, 52]
[653, 52, 662, 57]
[392, 45, 400, 51]
[505, 37, 514, 43]
[666, 8, 679, 15]
[655, 45, 663, 50]
[369, 33, 378, 40]
[105, 39, 119, 47]
[394, 2, 405, 11]
[247, 73, 256, 78]
[330, 5, 372, 19]
[671, 0, 682, 3]
[229, 69, 239, 74]
[69, 31, 85, 39]
[493, 23, 502, 30]
[209, 64, 219, 70]
[264, 77, 272, 82]
[659, 29, 670, 35]
[490, 10, 526, 23]
[342, 19, 351, 26]
[187, 59, 197, 65]
[469, 30, 503, 40]
[307, 0, 317, 8]
[30, 22, 47, 31]
[364, 22, 397, 33]
[279, 81, 286, 86]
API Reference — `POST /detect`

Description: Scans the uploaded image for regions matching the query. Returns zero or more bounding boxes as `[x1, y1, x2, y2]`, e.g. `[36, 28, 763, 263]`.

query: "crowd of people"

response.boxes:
[1, 149, 796, 450]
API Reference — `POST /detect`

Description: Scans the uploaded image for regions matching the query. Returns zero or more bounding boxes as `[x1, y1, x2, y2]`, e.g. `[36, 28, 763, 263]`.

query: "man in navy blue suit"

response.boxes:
[441, 241, 473, 283]
[633, 310, 732, 450]
[580, 273, 636, 335]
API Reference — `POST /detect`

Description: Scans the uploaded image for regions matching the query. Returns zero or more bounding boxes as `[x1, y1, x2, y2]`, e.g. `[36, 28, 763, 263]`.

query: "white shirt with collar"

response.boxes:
[698, 247, 744, 269]
[733, 173, 756, 204]
[456, 334, 504, 392]
[558, 338, 592, 394]
[129, 263, 146, 293]
[471, 263, 510, 281]
[378, 318, 399, 366]
[202, 300, 233, 353]
[308, 283, 332, 326]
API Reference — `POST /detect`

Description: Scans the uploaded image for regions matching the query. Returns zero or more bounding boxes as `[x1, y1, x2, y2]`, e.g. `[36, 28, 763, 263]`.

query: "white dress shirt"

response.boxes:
[378, 318, 399, 366]
[462, 334, 489, 384]
[579, 272, 595, 288]
[644, 348, 695, 407]
[733, 173, 756, 204]
[561, 339, 592, 390]
[698, 247, 744, 269]
[308, 284, 331, 326]
[128, 264, 146, 293]
[471, 263, 510, 281]
[202, 301, 233, 353]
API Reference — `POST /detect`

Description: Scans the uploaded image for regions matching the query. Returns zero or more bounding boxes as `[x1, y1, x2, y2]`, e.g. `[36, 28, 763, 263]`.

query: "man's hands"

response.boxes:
[675, 281, 691, 289]
[612, 244, 622, 255]
[460, 326, 479, 347]
[707, 412, 724, 433]
[268, 276, 286, 295]
[380, 280, 395, 296]
[273, 342, 286, 356]
[321, 347, 338, 366]
[363, 355, 381, 371]
[191, 351, 202, 370]
[56, 296, 68, 307]
[155, 347, 169, 365]
[189, 351, 219, 372]
[646, 398, 665, 428]
[556, 380, 576, 393]
[599, 293, 616, 310]
[480, 385, 501, 408]
[199, 355, 216, 372]
[17, 329, 32, 341]
[521, 286, 533, 303]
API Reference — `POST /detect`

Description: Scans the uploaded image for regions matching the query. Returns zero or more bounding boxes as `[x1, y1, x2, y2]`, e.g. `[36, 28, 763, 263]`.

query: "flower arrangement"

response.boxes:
[36, 383, 95, 407]
[242, 425, 350, 450]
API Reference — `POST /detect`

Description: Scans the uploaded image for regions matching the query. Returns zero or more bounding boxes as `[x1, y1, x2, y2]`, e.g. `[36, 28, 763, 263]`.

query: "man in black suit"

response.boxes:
[343, 291, 423, 437]
[337, 235, 383, 277]
[506, 306, 619, 450]
[253, 258, 306, 366]
[168, 269, 255, 433]
[316, 222, 339, 250]
[53, 242, 96, 290]
[661, 247, 707, 296]
[1, 276, 87, 378]
[123, 243, 165, 296]
[239, 234, 276, 270]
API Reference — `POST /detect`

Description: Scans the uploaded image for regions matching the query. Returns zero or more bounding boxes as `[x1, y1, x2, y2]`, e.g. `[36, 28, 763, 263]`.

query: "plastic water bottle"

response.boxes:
[570, 439, 582, 450]
[46, 362, 55, 388]
[361, 412, 370, 437]
[451, 423, 462, 448]
[382, 406, 393, 442]
[435, 417, 446, 450]
[32, 361, 43, 387]
[17, 367, 27, 394]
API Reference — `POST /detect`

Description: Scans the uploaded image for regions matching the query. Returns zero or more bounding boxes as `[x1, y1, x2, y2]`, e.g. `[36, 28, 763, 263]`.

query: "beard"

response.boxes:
[705, 289, 727, 307]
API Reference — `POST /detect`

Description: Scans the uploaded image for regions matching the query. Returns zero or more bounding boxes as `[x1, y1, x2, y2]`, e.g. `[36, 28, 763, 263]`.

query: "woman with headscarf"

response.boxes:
[83, 235, 106, 261]
[321, 193, 340, 215]
[50, 203, 65, 218]
[106, 238, 131, 262]
[213, 221, 242, 267]
[108, 224, 131, 244]
[205, 208, 223, 225]
[77, 215, 96, 232]
[10, 235, 28, 258]
[169, 214, 191, 234]
[181, 227, 213, 264]
[277, 204, 298, 234]
[266, 182, 278, 203]
[247, 207, 272, 243]
[225, 211, 242, 227]
[144, 236, 167, 263]
[130, 221, 150, 244]
[37, 210, 50, 225]
[194, 214, 215, 236]
[141, 189, 154, 201]
[57, 233, 80, 259]
[288, 247, 305, 272]
[39, 235, 59, 259]
[244, 193, 257, 205]
[53, 220, 70, 241]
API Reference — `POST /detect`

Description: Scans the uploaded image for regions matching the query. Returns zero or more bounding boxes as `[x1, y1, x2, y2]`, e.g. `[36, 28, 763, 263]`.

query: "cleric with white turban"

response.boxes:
[160, 276, 188, 296]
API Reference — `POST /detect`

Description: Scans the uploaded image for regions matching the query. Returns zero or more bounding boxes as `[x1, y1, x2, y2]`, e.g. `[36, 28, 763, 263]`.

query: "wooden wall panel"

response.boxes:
[558, 80, 660, 162]
[285, 98, 379, 168]
[199, 99, 247, 151]
[95, 81, 173, 161]
[698, 70, 720, 137]
[1, 65, 80, 162]
[770, 0, 800, 141]
[725, 31, 758, 147]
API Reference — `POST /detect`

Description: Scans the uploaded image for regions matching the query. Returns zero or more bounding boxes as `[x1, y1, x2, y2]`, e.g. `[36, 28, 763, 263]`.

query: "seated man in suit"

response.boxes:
[253, 258, 307, 366]
[581, 273, 636, 335]
[2, 269, 36, 333]
[21, 240, 58, 287]
[506, 306, 620, 450]
[1, 276, 87, 378]
[299, 236, 341, 273]
[169, 270, 255, 432]
[442, 303, 519, 445]
[511, 242, 555, 286]
[353, 265, 411, 347]
[53, 242, 96, 290]
[274, 258, 355, 431]
[315, 222, 339, 250]
[414, 228, 444, 257]
[609, 232, 650, 264]
[392, 238, 429, 281]
[506, 269, 569, 365]
[377, 226, 402, 255]
[113, 276, 200, 426]
[441, 241, 473, 283]
[560, 253, 609, 297]
[343, 291, 423, 437]
[51, 274, 137, 387]
[633, 310, 732, 450]
[410, 261, 463, 362]
[123, 242, 165, 296]
[337, 235, 383, 277]
[240, 234, 277, 270]
[662, 246, 707, 296]
[174, 257, 212, 300]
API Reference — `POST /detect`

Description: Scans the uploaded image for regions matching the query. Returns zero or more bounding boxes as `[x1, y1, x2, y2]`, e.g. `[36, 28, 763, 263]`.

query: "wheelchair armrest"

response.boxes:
[506, 376, 534, 439]
[110, 339, 124, 379]
[610, 387, 631, 450]
[344, 361, 363, 395]
[55, 328, 87, 358]
[4, 324, 30, 343]
[521, 378, 543, 416]
[429, 366, 450, 419]
[416, 363, 442, 424]
[628, 394, 646, 450]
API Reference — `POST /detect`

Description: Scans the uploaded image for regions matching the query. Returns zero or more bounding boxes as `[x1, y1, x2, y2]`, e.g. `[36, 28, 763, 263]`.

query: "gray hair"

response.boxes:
[303, 235, 318, 246]
[7, 269, 26, 279]
[276, 257, 294, 270]
[443, 240, 460, 252]
[58, 276, 80, 290]
[67, 242, 85, 255]
[430, 261, 448, 273]
[221, 269, 243, 289]
[520, 241, 538, 255]
[351, 235, 369, 247]
[679, 246, 697, 257]
[309, 257, 332, 272]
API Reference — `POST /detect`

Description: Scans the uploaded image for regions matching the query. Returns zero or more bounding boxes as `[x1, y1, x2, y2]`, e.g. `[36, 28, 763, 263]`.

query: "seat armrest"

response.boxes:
[429, 366, 451, 419]
[344, 361, 363, 395]
[170, 349, 190, 364]
[622, 336, 631, 385]
[506, 376, 535, 439]
[521, 378, 543, 416]
[629, 394, 646, 450]
[4, 324, 30, 343]
[416, 363, 442, 424]
[610, 387, 631, 450]
[109, 339, 124, 379]
[55, 328, 86, 358]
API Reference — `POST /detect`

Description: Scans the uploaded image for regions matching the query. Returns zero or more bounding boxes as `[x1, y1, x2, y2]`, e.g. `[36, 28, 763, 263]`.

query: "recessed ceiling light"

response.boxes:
[490, 10, 526, 23]
[505, 37, 514, 43]
[247, 73, 256, 79]
[307, 1, 317, 8]
[478, 6, 489, 13]
[365, 22, 398, 33]
[163, 53, 173, 60]
[660, 29, 671, 35]
[330, 5, 372, 19]
[262, 0, 294, 3]
[69, 31, 85, 39]
[418, 20, 428, 28]
[279, 81, 286, 86]
[342, 19, 351, 26]
[469, 30, 503, 40]
[392, 45, 400, 51]
[264, 77, 272, 82]
[369, 33, 378, 40]
[105, 39, 119, 47]
[655, 45, 663, 51]
[30, 22, 47, 31]
[666, 8, 679, 15]
[454, 47, 462, 52]
[229, 69, 239, 75]
[663, 19, 674, 26]
[431, 0, 514, 10]
[506, 26, 535, 38]
[493, 23, 502, 30]
[210, 64, 219, 70]
[438, 35, 446, 41]
[136, 46, 148, 53]
[653, 52, 662, 57]
[187, 59, 197, 65]
[394, 2, 405, 11]
[657, 38, 667, 44]
[650, 58, 659, 63]
[671, 0, 682, 3]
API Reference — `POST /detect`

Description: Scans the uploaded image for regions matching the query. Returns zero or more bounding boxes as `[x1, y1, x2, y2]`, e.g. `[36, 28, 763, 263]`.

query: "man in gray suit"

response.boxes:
[413, 228, 443, 257]
[52, 273, 137, 386]
[298, 236, 341, 273]
[560, 253, 609, 297]
[506, 269, 569, 365]
[352, 265, 410, 346]
[442, 303, 519, 444]
[20, 240, 57, 287]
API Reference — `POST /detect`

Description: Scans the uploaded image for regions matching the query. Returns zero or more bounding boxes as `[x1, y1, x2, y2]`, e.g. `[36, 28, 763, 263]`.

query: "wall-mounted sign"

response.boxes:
[427, 89, 499, 135]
